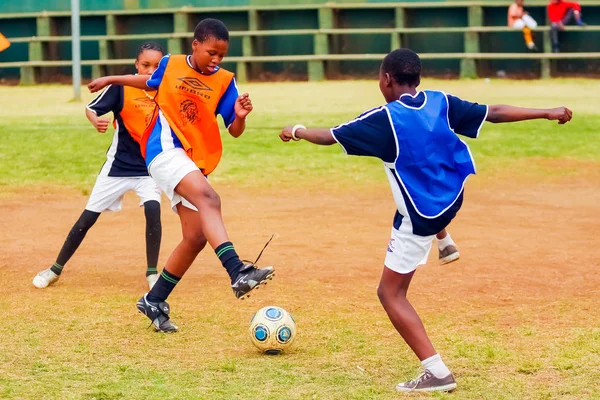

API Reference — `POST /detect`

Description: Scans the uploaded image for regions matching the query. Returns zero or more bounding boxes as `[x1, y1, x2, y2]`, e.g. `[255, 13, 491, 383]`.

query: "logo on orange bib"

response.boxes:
[178, 77, 212, 91]
[179, 99, 199, 125]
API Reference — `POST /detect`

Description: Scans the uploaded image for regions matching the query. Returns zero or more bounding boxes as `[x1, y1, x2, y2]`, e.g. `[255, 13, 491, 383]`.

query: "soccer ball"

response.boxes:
[249, 306, 296, 354]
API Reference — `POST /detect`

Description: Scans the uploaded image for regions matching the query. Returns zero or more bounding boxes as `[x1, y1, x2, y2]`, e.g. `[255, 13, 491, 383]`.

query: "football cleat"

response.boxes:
[232, 264, 274, 299]
[32, 268, 60, 289]
[136, 294, 178, 333]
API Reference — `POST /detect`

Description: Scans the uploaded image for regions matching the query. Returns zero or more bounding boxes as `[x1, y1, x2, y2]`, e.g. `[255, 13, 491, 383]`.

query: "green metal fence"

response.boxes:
[1, 1, 599, 83]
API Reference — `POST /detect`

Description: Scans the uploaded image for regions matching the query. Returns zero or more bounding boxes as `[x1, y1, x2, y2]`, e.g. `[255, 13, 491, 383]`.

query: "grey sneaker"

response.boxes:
[136, 294, 178, 333]
[396, 369, 457, 393]
[439, 244, 460, 265]
[32, 268, 60, 289]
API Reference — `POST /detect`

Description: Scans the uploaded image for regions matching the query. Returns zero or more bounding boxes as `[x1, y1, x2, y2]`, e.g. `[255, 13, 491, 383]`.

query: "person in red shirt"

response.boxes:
[548, 0, 586, 52]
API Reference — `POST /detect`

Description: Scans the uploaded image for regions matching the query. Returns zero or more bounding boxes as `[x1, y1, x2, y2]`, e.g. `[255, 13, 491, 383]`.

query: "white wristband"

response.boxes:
[291, 124, 306, 141]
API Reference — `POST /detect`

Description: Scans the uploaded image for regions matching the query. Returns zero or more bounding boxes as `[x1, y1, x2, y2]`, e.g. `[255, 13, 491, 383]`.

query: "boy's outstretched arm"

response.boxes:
[88, 75, 150, 93]
[486, 105, 572, 124]
[280, 125, 336, 145]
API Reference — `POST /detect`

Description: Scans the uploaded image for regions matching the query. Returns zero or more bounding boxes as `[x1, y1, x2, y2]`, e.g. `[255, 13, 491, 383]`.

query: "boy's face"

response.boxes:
[191, 37, 229, 74]
[135, 49, 163, 75]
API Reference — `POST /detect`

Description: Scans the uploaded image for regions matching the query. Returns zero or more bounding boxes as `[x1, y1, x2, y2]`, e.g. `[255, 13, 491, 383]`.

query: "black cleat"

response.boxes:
[136, 294, 178, 333]
[232, 263, 274, 299]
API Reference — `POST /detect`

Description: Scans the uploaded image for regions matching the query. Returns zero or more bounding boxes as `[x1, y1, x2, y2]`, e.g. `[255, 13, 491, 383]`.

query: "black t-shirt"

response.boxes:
[86, 84, 149, 177]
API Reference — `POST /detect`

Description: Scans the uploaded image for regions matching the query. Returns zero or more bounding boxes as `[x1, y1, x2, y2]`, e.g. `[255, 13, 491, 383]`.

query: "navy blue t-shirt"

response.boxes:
[86, 84, 149, 177]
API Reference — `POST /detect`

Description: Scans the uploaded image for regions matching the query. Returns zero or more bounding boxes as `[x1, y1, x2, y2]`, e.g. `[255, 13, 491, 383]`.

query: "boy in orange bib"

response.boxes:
[88, 19, 274, 332]
[33, 42, 165, 291]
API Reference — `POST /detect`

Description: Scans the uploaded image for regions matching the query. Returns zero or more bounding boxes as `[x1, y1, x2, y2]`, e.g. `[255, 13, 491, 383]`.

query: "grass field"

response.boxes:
[0, 79, 599, 399]
[0, 79, 599, 191]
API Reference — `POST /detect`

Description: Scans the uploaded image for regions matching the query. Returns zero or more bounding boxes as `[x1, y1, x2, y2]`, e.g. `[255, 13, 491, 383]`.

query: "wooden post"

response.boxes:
[237, 35, 252, 83]
[541, 29, 552, 79]
[105, 14, 117, 74]
[247, 9, 262, 78]
[392, 6, 405, 50]
[314, 6, 333, 80]
[461, 5, 481, 79]
[169, 11, 187, 55]
[26, 15, 51, 84]
[19, 66, 35, 86]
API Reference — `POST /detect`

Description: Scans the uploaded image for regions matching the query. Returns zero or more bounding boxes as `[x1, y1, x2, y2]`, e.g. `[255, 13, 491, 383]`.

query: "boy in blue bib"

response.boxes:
[279, 48, 572, 393]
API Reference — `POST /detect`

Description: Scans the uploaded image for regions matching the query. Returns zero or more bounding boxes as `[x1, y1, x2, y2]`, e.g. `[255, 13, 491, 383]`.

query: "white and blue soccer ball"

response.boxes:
[249, 306, 296, 354]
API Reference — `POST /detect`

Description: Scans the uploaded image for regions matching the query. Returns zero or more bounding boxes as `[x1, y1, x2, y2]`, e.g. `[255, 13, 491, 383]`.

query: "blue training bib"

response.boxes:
[387, 90, 475, 218]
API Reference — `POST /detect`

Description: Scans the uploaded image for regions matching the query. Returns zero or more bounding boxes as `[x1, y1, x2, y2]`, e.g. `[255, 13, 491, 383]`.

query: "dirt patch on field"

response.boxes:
[1, 176, 598, 318]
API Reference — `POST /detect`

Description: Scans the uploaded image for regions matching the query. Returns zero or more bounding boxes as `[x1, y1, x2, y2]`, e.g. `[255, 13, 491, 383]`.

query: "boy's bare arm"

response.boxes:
[85, 108, 110, 133]
[88, 75, 150, 93]
[228, 93, 253, 138]
[280, 126, 336, 145]
[486, 105, 572, 124]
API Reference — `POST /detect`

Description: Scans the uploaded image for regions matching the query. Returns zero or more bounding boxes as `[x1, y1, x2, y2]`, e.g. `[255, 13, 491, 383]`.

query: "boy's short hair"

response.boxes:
[136, 41, 164, 59]
[381, 48, 421, 87]
[194, 19, 230, 42]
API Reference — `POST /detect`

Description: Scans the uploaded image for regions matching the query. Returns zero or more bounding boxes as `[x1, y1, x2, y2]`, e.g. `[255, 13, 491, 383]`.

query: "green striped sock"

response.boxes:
[146, 267, 158, 277]
[146, 270, 181, 303]
[215, 242, 244, 282]
[50, 262, 64, 276]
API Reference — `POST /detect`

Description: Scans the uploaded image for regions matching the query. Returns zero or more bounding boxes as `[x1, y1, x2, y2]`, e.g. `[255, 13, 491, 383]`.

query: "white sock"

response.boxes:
[421, 354, 451, 378]
[437, 232, 454, 251]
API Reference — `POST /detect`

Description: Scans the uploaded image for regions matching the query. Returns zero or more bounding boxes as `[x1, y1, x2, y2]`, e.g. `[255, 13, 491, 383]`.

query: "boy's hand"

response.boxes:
[93, 118, 111, 133]
[547, 106, 572, 124]
[234, 93, 253, 119]
[280, 126, 295, 142]
[88, 77, 111, 93]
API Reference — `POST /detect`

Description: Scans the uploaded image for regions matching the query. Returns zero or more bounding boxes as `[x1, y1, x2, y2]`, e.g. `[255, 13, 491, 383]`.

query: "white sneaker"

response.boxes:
[33, 268, 60, 289]
[147, 274, 159, 290]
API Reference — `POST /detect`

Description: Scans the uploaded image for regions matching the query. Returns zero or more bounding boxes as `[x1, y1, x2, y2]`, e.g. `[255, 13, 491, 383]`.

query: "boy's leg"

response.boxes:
[522, 14, 537, 29]
[511, 20, 534, 49]
[562, 8, 575, 25]
[173, 170, 274, 298]
[550, 24, 561, 52]
[377, 267, 456, 392]
[136, 203, 205, 333]
[134, 177, 163, 289]
[33, 210, 100, 288]
[573, 10, 585, 25]
[436, 229, 460, 265]
[143, 200, 161, 287]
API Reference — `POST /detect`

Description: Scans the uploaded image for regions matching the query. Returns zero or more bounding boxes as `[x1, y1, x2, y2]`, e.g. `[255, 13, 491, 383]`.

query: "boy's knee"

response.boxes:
[144, 200, 161, 219]
[377, 284, 391, 304]
[183, 231, 207, 252]
[198, 186, 221, 210]
[377, 281, 408, 305]
[75, 210, 100, 231]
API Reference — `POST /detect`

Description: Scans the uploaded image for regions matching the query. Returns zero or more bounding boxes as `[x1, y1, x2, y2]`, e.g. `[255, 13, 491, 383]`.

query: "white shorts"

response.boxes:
[511, 15, 538, 29]
[384, 221, 435, 275]
[85, 175, 162, 213]
[148, 147, 200, 212]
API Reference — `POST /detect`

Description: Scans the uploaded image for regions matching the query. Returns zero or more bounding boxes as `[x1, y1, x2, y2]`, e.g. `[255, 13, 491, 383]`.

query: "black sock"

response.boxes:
[146, 270, 180, 303]
[215, 242, 244, 283]
[144, 200, 162, 277]
[55, 210, 100, 269]
[50, 262, 63, 276]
